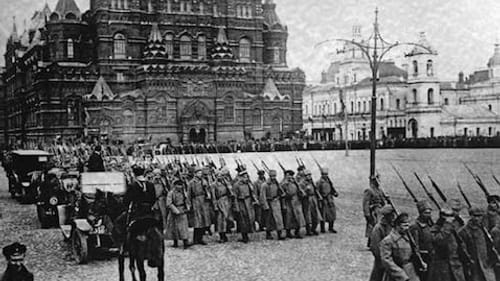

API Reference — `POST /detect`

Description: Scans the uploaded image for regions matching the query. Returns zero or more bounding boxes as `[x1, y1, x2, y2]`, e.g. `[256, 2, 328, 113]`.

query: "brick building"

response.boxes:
[2, 0, 305, 145]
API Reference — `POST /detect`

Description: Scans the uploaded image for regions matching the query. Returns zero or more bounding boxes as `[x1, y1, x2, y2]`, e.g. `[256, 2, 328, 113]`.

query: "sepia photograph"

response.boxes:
[1, 0, 500, 280]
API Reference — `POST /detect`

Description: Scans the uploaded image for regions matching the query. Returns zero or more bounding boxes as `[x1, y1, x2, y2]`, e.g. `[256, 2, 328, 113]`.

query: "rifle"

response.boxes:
[493, 174, 500, 188]
[376, 176, 427, 272]
[428, 176, 447, 203]
[463, 163, 490, 197]
[297, 157, 323, 201]
[414, 172, 440, 209]
[311, 156, 339, 197]
[261, 160, 271, 174]
[391, 164, 419, 203]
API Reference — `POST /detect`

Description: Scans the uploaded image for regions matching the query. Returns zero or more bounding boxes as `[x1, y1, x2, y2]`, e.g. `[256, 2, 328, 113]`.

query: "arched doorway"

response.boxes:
[408, 119, 418, 138]
[198, 128, 206, 144]
[189, 128, 198, 143]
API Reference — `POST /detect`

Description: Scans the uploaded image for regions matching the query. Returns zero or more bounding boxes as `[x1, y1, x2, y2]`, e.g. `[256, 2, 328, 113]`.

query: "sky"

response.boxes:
[1, 0, 500, 83]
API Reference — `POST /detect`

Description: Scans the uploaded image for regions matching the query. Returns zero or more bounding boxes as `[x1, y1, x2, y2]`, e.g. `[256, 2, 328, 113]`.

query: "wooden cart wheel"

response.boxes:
[72, 229, 88, 264]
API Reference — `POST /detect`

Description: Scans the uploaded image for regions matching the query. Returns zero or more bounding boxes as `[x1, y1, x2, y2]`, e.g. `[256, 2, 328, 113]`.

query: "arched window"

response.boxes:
[164, 33, 174, 58]
[236, 5, 242, 17]
[413, 60, 418, 76]
[224, 96, 235, 122]
[197, 36, 206, 60]
[489, 104, 492, 111]
[334, 103, 337, 114]
[199, 1, 204, 13]
[113, 33, 126, 59]
[50, 13, 59, 21]
[357, 101, 361, 113]
[239, 38, 251, 62]
[413, 89, 418, 103]
[444, 98, 449, 105]
[67, 39, 74, 59]
[427, 88, 434, 105]
[305, 105, 308, 116]
[380, 98, 384, 111]
[65, 13, 77, 20]
[273, 48, 280, 64]
[166, 0, 172, 12]
[396, 99, 400, 109]
[426, 60, 433, 76]
[253, 109, 262, 128]
[363, 101, 366, 112]
[180, 35, 192, 59]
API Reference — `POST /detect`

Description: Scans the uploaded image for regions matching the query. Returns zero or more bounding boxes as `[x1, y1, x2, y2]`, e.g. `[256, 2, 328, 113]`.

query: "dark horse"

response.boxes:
[90, 190, 165, 281]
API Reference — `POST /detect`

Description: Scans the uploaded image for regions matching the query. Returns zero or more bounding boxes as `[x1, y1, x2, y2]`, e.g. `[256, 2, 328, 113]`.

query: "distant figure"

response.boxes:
[1, 242, 34, 281]
[87, 145, 105, 172]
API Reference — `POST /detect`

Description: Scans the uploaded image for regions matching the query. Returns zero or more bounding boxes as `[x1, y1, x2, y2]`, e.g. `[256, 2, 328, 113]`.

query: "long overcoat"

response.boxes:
[380, 230, 420, 281]
[316, 177, 337, 223]
[211, 180, 233, 233]
[165, 188, 190, 240]
[427, 222, 466, 281]
[300, 178, 323, 225]
[362, 187, 386, 238]
[458, 221, 496, 281]
[187, 177, 212, 228]
[281, 178, 306, 229]
[369, 220, 392, 281]
[260, 179, 284, 231]
[232, 179, 256, 233]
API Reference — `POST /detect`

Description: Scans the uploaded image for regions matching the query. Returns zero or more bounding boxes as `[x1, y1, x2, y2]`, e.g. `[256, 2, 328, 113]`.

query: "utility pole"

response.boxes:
[316, 8, 433, 179]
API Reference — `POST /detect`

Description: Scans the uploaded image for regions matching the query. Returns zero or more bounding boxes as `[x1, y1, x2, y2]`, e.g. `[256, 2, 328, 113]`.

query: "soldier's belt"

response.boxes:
[216, 194, 228, 200]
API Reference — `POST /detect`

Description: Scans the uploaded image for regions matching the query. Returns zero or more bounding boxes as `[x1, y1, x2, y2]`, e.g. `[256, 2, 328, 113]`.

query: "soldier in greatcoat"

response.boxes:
[369, 205, 395, 281]
[151, 168, 169, 232]
[260, 170, 285, 240]
[380, 212, 424, 281]
[316, 168, 338, 233]
[187, 167, 212, 245]
[253, 170, 266, 231]
[1, 242, 33, 281]
[281, 170, 306, 239]
[300, 170, 323, 236]
[363, 175, 386, 245]
[211, 171, 233, 243]
[483, 195, 500, 231]
[165, 179, 191, 249]
[427, 208, 469, 281]
[459, 206, 496, 281]
[409, 200, 434, 281]
[232, 170, 257, 243]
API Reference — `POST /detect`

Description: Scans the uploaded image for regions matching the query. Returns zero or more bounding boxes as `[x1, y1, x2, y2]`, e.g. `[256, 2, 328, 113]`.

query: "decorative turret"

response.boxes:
[262, 0, 287, 66]
[406, 32, 438, 80]
[262, 0, 285, 31]
[8, 17, 19, 44]
[143, 23, 166, 59]
[487, 43, 500, 68]
[50, 0, 81, 21]
[211, 27, 233, 60]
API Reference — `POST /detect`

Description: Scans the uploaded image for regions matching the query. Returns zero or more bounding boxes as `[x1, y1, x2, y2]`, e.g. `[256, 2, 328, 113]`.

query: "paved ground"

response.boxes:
[1, 148, 499, 281]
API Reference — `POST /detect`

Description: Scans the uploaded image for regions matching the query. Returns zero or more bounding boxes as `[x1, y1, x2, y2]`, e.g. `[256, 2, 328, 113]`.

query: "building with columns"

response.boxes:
[304, 28, 500, 141]
[2, 0, 305, 145]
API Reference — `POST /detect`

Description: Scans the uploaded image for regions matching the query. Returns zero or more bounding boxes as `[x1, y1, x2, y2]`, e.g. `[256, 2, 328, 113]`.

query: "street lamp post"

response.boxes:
[316, 7, 432, 179]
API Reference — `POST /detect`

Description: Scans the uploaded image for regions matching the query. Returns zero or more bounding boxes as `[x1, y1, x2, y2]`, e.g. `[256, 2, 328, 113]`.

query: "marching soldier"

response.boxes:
[211, 171, 233, 243]
[1, 242, 33, 281]
[281, 170, 306, 239]
[459, 206, 496, 281]
[428, 208, 470, 281]
[363, 175, 386, 246]
[449, 198, 465, 229]
[317, 168, 338, 233]
[232, 170, 257, 243]
[409, 200, 434, 281]
[187, 167, 212, 245]
[368, 205, 395, 281]
[380, 212, 424, 281]
[301, 170, 323, 236]
[483, 195, 500, 231]
[260, 170, 285, 240]
[151, 168, 169, 231]
[165, 179, 191, 249]
[253, 170, 266, 231]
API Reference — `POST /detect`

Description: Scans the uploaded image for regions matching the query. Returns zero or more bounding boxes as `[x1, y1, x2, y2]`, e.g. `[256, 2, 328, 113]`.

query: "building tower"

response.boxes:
[405, 32, 441, 138]
[262, 0, 287, 67]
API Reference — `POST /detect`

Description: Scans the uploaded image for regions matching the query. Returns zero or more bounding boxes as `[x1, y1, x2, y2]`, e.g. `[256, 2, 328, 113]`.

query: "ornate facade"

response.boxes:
[2, 0, 305, 144]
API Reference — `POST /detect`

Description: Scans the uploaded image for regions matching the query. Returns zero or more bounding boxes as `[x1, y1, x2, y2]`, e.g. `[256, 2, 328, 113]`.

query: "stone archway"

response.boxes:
[408, 119, 418, 138]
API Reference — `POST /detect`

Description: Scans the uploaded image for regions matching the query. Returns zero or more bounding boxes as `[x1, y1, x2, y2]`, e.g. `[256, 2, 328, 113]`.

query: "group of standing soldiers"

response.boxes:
[121, 155, 340, 249]
[363, 173, 500, 281]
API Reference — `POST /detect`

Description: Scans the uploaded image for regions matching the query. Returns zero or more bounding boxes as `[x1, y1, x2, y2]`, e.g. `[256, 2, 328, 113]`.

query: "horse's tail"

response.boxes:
[146, 226, 164, 268]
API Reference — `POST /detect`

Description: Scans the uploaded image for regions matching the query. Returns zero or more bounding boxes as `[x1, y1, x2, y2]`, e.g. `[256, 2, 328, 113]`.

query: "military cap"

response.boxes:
[202, 167, 210, 175]
[194, 166, 203, 173]
[132, 165, 145, 176]
[285, 170, 295, 176]
[416, 200, 433, 213]
[469, 206, 485, 216]
[304, 169, 312, 176]
[297, 165, 305, 171]
[269, 170, 277, 177]
[394, 212, 410, 225]
[448, 198, 462, 211]
[257, 170, 265, 175]
[440, 207, 454, 217]
[220, 167, 230, 175]
[380, 205, 394, 216]
[487, 194, 500, 203]
[320, 168, 328, 175]
[3, 242, 27, 260]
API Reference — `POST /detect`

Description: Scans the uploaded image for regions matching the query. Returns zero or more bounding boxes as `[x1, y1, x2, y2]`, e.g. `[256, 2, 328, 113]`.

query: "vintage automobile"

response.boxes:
[36, 169, 79, 229]
[8, 150, 53, 203]
[61, 172, 126, 264]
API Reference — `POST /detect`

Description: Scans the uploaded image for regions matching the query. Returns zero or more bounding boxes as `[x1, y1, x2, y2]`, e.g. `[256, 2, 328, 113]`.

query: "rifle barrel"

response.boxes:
[414, 172, 440, 209]
[391, 164, 419, 203]
[457, 182, 472, 209]
[428, 176, 447, 203]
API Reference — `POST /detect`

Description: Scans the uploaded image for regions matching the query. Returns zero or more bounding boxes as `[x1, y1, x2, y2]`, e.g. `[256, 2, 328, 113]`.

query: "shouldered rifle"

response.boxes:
[391, 164, 419, 203]
[428, 176, 447, 203]
[312, 156, 339, 197]
[414, 172, 440, 209]
[251, 160, 261, 173]
[483, 226, 500, 263]
[261, 160, 271, 174]
[464, 163, 490, 197]
[492, 174, 500, 188]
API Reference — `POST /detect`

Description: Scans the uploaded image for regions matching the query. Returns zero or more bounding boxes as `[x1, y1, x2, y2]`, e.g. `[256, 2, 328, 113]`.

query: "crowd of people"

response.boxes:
[363, 174, 500, 281]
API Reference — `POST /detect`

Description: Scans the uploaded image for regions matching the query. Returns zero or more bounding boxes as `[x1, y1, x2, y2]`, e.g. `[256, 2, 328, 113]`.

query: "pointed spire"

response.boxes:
[211, 27, 233, 60]
[262, 78, 283, 100]
[143, 23, 166, 59]
[148, 23, 163, 43]
[488, 43, 500, 68]
[54, 0, 81, 19]
[262, 0, 285, 30]
[10, 16, 19, 42]
[87, 76, 115, 101]
[216, 27, 228, 45]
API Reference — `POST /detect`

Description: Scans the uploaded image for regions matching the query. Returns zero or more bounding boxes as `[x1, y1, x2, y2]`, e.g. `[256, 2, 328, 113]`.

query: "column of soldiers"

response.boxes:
[364, 170, 500, 281]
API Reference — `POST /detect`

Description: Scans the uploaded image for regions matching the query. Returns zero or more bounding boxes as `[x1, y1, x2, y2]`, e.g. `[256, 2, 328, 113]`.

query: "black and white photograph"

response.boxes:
[1, 0, 500, 280]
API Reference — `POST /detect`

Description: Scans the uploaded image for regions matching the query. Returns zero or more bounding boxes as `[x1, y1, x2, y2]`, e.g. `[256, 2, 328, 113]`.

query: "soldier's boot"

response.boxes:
[218, 233, 228, 243]
[206, 226, 213, 236]
[305, 224, 313, 236]
[286, 229, 293, 238]
[266, 231, 273, 240]
[277, 230, 285, 240]
[239, 233, 249, 243]
[320, 222, 326, 233]
[183, 239, 192, 249]
[294, 228, 302, 239]
[172, 240, 178, 248]
[311, 223, 319, 235]
[328, 222, 337, 233]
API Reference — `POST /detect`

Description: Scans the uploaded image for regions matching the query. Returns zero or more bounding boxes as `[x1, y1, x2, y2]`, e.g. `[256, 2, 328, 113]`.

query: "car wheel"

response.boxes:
[72, 229, 88, 264]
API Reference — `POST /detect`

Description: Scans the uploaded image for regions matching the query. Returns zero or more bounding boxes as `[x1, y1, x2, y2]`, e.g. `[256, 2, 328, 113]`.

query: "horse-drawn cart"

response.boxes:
[60, 172, 126, 264]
